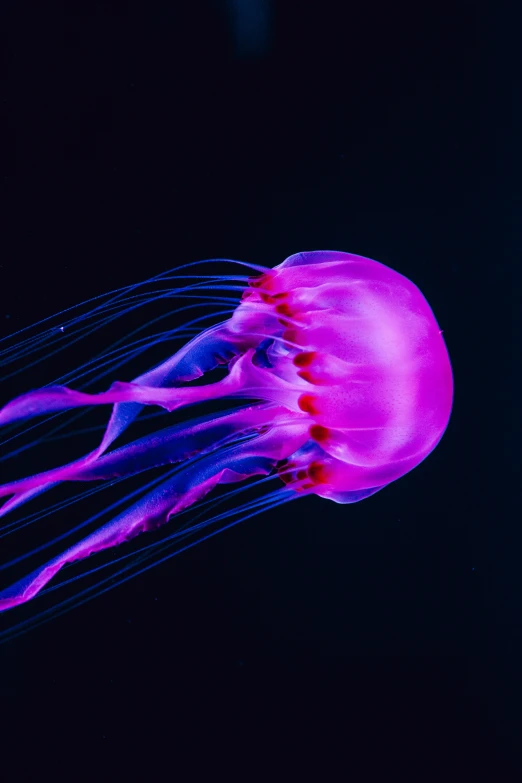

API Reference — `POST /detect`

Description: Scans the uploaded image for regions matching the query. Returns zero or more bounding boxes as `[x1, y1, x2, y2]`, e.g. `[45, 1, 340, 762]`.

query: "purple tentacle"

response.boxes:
[0, 422, 308, 611]
[0, 349, 305, 428]
[0, 405, 289, 511]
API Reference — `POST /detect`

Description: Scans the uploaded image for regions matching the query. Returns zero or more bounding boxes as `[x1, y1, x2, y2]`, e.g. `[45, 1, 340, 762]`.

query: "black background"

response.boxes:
[0, 2, 516, 781]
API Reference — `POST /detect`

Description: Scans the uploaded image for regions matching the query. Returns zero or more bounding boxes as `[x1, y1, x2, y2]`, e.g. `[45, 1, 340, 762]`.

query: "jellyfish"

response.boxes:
[0, 250, 453, 637]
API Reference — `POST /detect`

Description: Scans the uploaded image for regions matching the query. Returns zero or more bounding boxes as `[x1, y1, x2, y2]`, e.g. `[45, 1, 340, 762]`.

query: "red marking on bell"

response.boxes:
[293, 351, 315, 367]
[298, 394, 318, 415]
[310, 424, 329, 442]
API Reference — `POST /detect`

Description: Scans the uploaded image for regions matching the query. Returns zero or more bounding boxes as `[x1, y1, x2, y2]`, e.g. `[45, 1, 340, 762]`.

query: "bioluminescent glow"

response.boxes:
[0, 250, 453, 638]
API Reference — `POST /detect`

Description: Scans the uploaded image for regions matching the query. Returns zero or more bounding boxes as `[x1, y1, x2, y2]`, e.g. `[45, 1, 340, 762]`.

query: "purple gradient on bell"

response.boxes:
[0, 250, 453, 613]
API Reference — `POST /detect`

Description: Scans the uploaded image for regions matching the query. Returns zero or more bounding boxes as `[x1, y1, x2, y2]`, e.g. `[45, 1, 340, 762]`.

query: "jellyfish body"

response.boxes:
[0, 250, 453, 622]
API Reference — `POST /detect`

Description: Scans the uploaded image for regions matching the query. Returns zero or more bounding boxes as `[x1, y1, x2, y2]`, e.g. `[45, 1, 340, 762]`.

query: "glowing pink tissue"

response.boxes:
[0, 250, 453, 615]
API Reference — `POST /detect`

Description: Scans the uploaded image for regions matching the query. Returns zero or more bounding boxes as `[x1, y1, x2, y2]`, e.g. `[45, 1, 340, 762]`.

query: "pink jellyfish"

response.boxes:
[0, 250, 453, 635]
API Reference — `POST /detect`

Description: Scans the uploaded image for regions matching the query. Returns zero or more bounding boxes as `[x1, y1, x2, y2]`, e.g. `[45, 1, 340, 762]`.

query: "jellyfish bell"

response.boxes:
[0, 250, 453, 635]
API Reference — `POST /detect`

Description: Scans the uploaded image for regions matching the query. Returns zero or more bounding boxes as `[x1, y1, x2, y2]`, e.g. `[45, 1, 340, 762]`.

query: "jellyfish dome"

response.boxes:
[0, 250, 453, 630]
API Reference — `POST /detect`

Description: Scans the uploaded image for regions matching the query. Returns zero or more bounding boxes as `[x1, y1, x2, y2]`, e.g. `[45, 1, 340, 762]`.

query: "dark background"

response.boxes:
[0, 1, 516, 780]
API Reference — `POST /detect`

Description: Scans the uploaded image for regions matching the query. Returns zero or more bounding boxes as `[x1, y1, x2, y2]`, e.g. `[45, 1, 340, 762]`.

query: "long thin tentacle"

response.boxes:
[0, 423, 308, 611]
[0, 348, 305, 430]
[0, 405, 289, 513]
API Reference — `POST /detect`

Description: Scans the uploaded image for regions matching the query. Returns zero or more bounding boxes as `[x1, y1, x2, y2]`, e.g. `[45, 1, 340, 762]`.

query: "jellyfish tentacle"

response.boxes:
[0, 323, 256, 431]
[0, 404, 290, 512]
[98, 321, 256, 451]
[0, 422, 309, 611]
[132, 322, 248, 386]
[0, 347, 307, 429]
